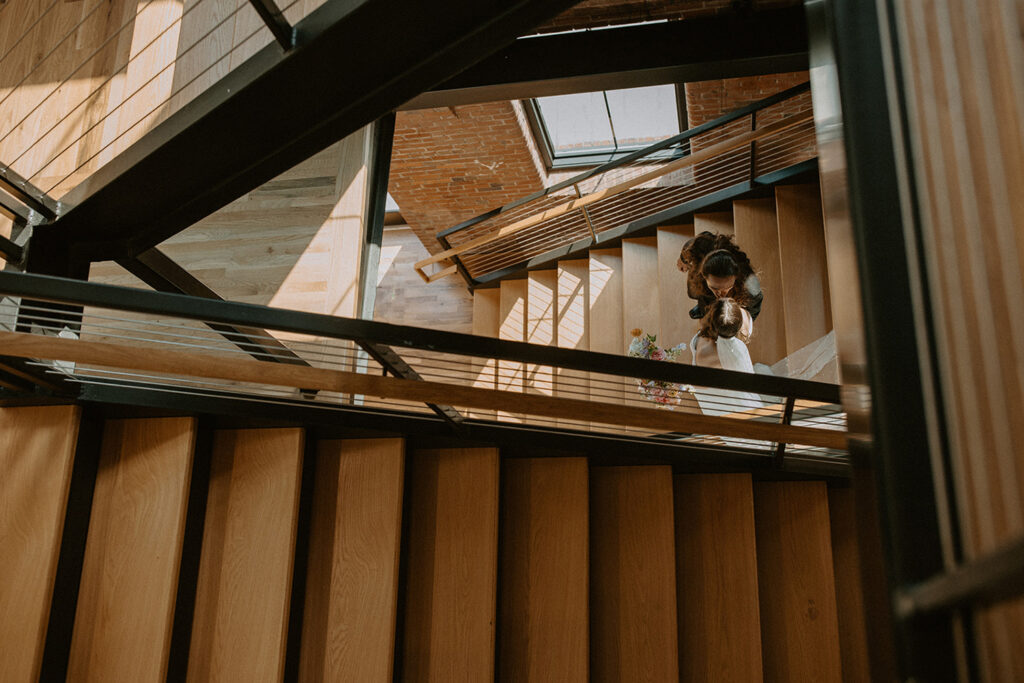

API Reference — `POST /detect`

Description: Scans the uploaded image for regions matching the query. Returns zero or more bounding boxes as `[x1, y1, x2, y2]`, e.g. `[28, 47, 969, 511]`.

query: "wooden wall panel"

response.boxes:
[657, 224, 699, 350]
[827, 486, 871, 683]
[674, 473, 762, 682]
[775, 184, 833, 355]
[754, 481, 841, 682]
[187, 428, 304, 683]
[590, 466, 679, 683]
[402, 448, 500, 682]
[67, 417, 196, 682]
[622, 237, 660, 342]
[499, 457, 589, 682]
[0, 405, 80, 683]
[733, 198, 787, 365]
[300, 438, 404, 682]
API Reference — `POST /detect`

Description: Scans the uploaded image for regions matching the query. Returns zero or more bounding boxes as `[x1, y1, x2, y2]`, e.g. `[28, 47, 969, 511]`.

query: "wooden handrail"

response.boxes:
[0, 330, 846, 449]
[413, 110, 814, 283]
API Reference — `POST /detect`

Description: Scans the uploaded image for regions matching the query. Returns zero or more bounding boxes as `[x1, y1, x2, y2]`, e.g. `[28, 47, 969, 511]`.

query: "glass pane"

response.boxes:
[605, 85, 679, 148]
[535, 92, 616, 155]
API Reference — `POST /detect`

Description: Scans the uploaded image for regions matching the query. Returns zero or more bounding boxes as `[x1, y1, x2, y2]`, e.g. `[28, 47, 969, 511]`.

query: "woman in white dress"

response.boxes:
[689, 297, 763, 416]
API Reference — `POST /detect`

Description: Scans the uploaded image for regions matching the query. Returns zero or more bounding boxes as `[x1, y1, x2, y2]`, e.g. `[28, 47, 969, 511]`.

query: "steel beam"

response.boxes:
[0, 162, 59, 221]
[34, 0, 579, 263]
[247, 0, 293, 50]
[403, 6, 809, 109]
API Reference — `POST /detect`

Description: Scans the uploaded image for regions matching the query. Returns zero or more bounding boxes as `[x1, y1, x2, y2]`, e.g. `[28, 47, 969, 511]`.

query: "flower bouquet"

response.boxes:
[627, 328, 689, 409]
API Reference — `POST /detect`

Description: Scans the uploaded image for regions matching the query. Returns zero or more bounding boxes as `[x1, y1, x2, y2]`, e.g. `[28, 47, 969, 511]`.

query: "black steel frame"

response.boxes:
[402, 6, 809, 111]
[30, 0, 581, 265]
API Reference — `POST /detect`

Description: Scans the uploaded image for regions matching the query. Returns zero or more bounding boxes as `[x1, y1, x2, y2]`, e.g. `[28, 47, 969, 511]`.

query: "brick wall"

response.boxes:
[388, 101, 547, 255]
[685, 72, 809, 128]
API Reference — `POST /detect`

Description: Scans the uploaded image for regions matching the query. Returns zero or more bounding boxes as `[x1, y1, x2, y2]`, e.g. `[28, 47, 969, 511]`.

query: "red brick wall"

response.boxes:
[685, 72, 809, 128]
[388, 101, 547, 255]
[538, 0, 799, 33]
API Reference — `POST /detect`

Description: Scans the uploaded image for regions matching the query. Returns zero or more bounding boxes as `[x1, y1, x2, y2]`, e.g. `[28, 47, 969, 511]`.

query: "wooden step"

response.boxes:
[526, 270, 557, 401]
[188, 428, 305, 682]
[471, 288, 501, 418]
[500, 457, 589, 681]
[733, 198, 787, 365]
[622, 237, 660, 343]
[589, 249, 624, 406]
[300, 438, 405, 681]
[69, 417, 197, 682]
[775, 184, 833, 356]
[694, 211, 734, 236]
[499, 279, 528, 421]
[556, 259, 590, 428]
[0, 405, 81, 683]
[403, 448, 500, 682]
[754, 481, 842, 682]
[657, 224, 698, 350]
[590, 466, 679, 682]
[674, 473, 763, 681]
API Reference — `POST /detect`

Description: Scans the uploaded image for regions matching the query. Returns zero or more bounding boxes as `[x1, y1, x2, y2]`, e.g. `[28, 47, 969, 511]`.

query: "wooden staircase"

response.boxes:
[473, 183, 836, 379]
[2, 399, 867, 681]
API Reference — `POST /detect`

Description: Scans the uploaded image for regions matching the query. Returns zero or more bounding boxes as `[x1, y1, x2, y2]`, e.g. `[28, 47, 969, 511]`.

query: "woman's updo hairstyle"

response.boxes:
[700, 297, 744, 340]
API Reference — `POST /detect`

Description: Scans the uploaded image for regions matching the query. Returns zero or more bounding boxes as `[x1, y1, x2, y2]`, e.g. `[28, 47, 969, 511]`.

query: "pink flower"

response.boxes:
[651, 349, 666, 361]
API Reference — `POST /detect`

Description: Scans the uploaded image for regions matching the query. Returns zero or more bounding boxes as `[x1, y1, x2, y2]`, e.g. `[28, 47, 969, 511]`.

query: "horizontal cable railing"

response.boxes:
[415, 83, 815, 285]
[0, 271, 846, 462]
[0, 0, 314, 200]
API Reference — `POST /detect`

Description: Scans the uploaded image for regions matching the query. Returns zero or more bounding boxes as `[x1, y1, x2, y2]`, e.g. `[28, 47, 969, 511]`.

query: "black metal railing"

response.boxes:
[429, 82, 815, 287]
[0, 271, 846, 466]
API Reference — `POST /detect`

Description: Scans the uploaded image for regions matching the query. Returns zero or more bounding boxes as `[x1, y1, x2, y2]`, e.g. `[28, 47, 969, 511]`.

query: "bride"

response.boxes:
[688, 297, 763, 416]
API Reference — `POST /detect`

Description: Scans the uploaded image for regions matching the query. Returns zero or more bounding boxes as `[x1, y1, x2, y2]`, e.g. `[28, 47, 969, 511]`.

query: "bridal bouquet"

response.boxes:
[627, 328, 688, 408]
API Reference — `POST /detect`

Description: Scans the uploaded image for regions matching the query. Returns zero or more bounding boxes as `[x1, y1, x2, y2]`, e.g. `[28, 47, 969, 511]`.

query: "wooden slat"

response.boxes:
[499, 457, 588, 682]
[657, 224, 698, 350]
[754, 481, 842, 682]
[733, 198, 787, 365]
[674, 473, 762, 682]
[402, 448, 500, 682]
[67, 417, 196, 682]
[471, 287, 501, 418]
[827, 486, 871, 683]
[775, 184, 833, 355]
[0, 405, 80, 683]
[693, 211, 734, 236]
[622, 237, 660, 342]
[300, 438, 404, 682]
[187, 428, 304, 683]
[590, 466, 679, 683]
[0, 331, 847, 449]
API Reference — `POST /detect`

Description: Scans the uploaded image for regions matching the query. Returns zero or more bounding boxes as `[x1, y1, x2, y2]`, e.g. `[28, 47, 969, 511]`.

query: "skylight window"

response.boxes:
[531, 85, 681, 166]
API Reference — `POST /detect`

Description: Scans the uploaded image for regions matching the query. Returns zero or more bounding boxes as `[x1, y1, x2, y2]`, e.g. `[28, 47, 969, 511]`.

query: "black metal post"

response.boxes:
[246, 0, 294, 50]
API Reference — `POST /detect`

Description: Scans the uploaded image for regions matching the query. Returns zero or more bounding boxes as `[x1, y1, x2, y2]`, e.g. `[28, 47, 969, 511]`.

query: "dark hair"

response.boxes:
[699, 297, 744, 340]
[687, 234, 756, 305]
[677, 231, 717, 271]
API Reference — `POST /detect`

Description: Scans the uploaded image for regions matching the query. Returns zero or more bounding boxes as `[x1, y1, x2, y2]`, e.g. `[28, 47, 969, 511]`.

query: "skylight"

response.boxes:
[532, 85, 680, 164]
